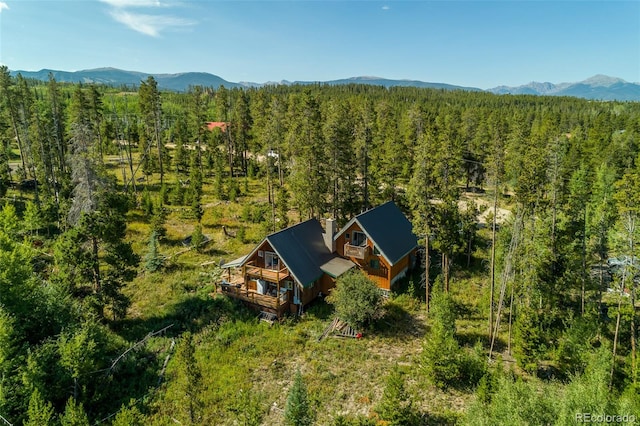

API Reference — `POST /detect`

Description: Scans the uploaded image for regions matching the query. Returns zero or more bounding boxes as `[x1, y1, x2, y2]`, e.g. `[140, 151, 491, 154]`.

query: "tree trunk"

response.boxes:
[508, 284, 515, 356]
[611, 296, 623, 388]
[425, 233, 430, 313]
[443, 253, 449, 293]
[92, 236, 101, 293]
[155, 114, 163, 186]
[489, 188, 498, 340]
[581, 208, 587, 316]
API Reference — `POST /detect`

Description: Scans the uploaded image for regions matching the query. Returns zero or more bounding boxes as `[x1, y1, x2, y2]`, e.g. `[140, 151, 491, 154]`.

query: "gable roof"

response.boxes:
[336, 201, 418, 266]
[245, 219, 355, 288]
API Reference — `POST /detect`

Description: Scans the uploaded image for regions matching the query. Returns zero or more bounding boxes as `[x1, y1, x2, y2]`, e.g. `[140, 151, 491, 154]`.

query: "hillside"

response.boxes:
[10, 67, 640, 100]
[488, 74, 640, 101]
[0, 75, 639, 424]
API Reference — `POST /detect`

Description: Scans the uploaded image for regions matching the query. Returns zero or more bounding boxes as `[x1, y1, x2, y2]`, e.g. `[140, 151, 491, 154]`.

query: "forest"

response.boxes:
[0, 64, 639, 425]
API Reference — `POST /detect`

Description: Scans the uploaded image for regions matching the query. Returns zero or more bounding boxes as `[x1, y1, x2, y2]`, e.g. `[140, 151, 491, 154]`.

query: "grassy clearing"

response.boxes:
[101, 169, 496, 424]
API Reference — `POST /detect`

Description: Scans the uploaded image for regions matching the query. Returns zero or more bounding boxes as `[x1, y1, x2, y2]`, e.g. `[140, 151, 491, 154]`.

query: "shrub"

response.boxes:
[326, 270, 382, 329]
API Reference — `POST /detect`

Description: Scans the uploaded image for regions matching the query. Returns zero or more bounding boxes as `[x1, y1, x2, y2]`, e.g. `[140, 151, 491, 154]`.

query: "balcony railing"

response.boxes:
[244, 261, 290, 283]
[219, 282, 289, 315]
[344, 243, 369, 260]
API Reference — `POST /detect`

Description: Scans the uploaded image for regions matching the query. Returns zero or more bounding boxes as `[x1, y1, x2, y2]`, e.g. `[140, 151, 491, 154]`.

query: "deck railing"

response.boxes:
[244, 262, 290, 283]
[344, 243, 369, 260]
[220, 282, 289, 311]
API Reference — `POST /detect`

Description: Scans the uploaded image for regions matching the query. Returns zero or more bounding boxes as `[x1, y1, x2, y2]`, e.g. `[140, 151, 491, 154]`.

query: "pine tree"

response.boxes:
[24, 389, 55, 426]
[60, 397, 90, 426]
[191, 224, 204, 252]
[284, 370, 314, 426]
[285, 91, 327, 219]
[422, 283, 461, 388]
[175, 332, 203, 424]
[139, 76, 165, 185]
[22, 201, 42, 237]
[0, 203, 20, 239]
[144, 231, 165, 272]
[112, 400, 145, 426]
[375, 365, 415, 425]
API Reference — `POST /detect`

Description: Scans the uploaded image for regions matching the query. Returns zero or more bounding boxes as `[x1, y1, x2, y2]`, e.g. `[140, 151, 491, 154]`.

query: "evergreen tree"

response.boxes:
[191, 224, 204, 252]
[285, 91, 327, 219]
[112, 400, 145, 426]
[139, 76, 165, 185]
[284, 370, 314, 426]
[174, 332, 203, 424]
[422, 283, 461, 388]
[60, 397, 90, 426]
[0, 202, 20, 239]
[22, 200, 42, 237]
[144, 230, 165, 272]
[24, 389, 55, 426]
[375, 365, 415, 425]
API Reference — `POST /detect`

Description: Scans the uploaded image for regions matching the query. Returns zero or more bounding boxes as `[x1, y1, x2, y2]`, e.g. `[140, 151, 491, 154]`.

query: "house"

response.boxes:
[220, 201, 418, 316]
[205, 121, 228, 132]
[220, 219, 355, 317]
[334, 201, 419, 291]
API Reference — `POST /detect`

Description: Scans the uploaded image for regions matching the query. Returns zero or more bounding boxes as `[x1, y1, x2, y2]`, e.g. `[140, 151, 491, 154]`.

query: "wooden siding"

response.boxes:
[336, 222, 393, 290]
[319, 274, 337, 295]
[246, 240, 277, 269]
[390, 253, 410, 280]
[301, 282, 322, 306]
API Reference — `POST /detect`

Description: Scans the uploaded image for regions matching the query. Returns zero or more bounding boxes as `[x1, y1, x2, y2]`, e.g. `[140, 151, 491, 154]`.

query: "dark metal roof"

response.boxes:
[264, 219, 352, 288]
[336, 201, 418, 266]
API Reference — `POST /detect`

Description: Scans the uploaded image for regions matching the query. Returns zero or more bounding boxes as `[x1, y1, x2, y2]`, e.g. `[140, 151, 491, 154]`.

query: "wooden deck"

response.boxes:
[244, 264, 290, 283]
[219, 282, 289, 318]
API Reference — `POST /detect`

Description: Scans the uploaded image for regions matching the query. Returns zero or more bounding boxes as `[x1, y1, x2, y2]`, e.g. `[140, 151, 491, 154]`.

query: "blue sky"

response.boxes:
[0, 1, 638, 89]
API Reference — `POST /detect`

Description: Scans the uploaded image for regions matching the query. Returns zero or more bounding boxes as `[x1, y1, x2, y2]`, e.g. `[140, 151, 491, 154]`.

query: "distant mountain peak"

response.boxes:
[9, 67, 639, 101]
[582, 74, 626, 87]
[488, 75, 639, 101]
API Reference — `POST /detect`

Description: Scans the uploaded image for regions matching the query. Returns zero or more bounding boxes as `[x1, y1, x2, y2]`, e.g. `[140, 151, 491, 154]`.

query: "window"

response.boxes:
[345, 233, 350, 241]
[369, 259, 380, 270]
[265, 252, 279, 270]
[258, 250, 264, 258]
[352, 231, 367, 247]
[373, 246, 380, 255]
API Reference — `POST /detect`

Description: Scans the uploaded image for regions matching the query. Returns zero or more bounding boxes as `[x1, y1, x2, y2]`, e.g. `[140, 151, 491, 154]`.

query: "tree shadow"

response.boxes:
[303, 298, 334, 321]
[373, 300, 428, 339]
[457, 330, 507, 353]
[112, 292, 254, 342]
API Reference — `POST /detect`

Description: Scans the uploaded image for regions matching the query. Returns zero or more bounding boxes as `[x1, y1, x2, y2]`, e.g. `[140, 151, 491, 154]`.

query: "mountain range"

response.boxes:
[10, 67, 640, 101]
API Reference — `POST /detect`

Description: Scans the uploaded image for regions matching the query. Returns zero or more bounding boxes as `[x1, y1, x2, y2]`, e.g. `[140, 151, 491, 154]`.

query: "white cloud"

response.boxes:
[0, 2, 9, 13]
[108, 9, 191, 37]
[100, 0, 163, 8]
[382, 5, 390, 10]
[100, 0, 193, 37]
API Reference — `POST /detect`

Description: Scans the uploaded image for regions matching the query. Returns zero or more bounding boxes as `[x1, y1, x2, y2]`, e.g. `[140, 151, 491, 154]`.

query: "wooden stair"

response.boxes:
[258, 311, 278, 325]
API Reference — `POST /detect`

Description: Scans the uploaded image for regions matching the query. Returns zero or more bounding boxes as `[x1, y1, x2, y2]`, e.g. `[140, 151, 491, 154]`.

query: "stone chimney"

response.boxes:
[324, 218, 337, 252]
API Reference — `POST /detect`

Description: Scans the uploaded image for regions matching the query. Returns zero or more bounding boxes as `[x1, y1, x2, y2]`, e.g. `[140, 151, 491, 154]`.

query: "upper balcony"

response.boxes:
[244, 261, 290, 283]
[344, 243, 370, 260]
